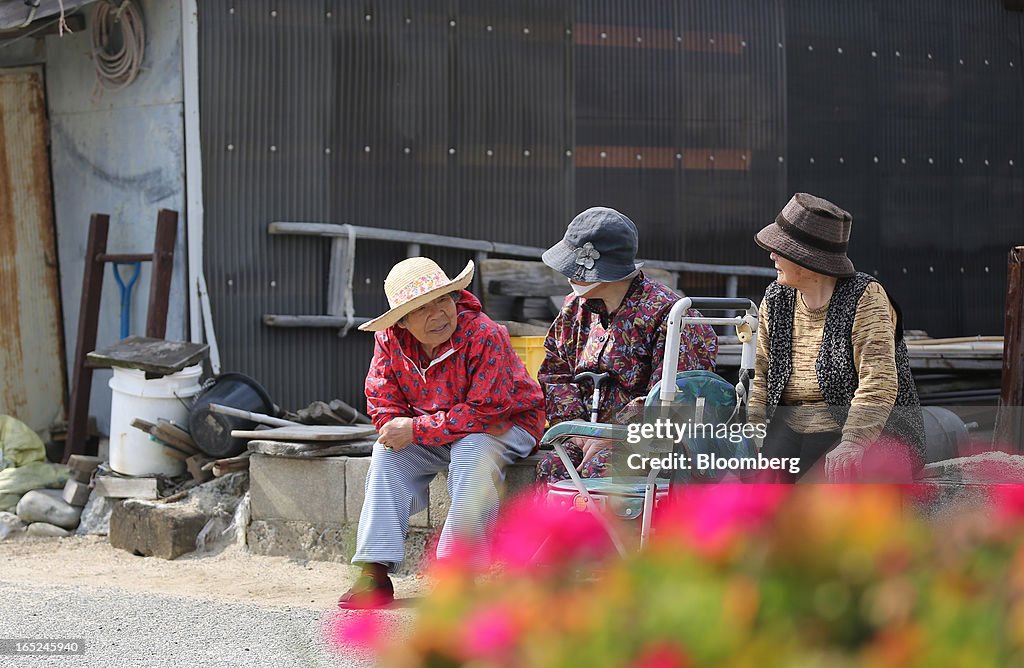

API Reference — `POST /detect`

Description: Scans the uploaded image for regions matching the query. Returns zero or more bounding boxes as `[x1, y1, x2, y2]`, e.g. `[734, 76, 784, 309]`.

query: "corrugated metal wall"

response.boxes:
[199, 0, 1024, 411]
[785, 0, 1024, 338]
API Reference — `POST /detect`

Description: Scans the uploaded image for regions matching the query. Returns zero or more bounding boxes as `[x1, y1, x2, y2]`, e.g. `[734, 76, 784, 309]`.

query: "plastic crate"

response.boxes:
[510, 336, 546, 379]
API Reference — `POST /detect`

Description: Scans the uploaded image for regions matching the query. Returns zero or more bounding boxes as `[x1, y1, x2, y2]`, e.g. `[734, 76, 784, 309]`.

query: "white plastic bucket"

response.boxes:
[108, 365, 203, 476]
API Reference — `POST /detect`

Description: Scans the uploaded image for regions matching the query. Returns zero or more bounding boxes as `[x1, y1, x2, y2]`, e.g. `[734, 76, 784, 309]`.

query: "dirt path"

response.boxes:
[0, 535, 426, 610]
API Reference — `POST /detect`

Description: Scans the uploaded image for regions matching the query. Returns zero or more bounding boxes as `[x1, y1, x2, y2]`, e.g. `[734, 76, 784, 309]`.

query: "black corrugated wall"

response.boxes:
[199, 0, 1024, 411]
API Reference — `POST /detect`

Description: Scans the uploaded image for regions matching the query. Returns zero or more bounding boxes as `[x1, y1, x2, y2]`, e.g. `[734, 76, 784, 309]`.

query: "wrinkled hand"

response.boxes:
[379, 417, 414, 451]
[572, 437, 611, 473]
[825, 441, 866, 482]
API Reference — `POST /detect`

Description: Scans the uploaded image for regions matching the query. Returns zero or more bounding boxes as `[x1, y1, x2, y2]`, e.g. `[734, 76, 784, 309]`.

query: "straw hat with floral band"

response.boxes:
[755, 193, 856, 279]
[358, 257, 475, 332]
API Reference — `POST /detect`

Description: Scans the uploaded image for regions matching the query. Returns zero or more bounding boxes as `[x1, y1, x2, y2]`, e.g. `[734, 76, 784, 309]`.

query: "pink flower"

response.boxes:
[654, 484, 789, 555]
[490, 493, 616, 571]
[992, 484, 1024, 522]
[630, 642, 691, 668]
[323, 610, 389, 652]
[461, 604, 519, 659]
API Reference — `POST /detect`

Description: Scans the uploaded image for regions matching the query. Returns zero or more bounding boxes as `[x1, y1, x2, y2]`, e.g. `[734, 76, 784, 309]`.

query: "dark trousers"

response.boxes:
[757, 420, 841, 483]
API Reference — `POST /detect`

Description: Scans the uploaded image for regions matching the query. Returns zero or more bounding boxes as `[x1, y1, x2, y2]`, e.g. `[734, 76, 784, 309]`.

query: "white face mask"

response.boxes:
[568, 280, 602, 297]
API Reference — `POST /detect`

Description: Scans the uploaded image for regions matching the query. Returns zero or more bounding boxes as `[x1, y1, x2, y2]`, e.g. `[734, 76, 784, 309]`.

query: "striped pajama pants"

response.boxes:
[353, 426, 536, 570]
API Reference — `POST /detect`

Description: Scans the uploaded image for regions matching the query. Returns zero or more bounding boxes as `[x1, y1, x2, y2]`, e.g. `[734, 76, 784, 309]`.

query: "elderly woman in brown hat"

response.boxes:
[748, 193, 925, 483]
[338, 257, 545, 608]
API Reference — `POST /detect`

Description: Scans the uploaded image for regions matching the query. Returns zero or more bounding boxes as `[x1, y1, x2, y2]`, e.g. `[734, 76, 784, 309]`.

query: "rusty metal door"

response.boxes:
[0, 67, 66, 432]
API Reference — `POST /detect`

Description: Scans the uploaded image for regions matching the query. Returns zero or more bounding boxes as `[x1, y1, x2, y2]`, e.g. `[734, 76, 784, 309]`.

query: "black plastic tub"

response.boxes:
[188, 373, 275, 458]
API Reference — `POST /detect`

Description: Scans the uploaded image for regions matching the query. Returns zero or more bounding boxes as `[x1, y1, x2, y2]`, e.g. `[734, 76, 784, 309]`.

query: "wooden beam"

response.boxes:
[146, 209, 178, 338]
[65, 214, 109, 462]
[996, 246, 1024, 449]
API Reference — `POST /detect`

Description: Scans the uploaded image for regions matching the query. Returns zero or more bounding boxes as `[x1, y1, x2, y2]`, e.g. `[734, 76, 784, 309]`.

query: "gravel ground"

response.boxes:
[0, 579, 412, 667]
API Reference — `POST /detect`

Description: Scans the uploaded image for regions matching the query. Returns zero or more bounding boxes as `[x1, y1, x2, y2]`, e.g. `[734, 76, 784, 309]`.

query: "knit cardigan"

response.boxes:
[761, 272, 926, 469]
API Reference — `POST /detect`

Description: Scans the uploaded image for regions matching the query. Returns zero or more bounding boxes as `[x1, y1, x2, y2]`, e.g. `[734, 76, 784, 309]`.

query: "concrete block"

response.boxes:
[917, 452, 1024, 484]
[94, 476, 160, 499]
[409, 500, 430, 528]
[63, 479, 91, 507]
[397, 529, 435, 576]
[504, 455, 543, 499]
[250, 455, 346, 526]
[344, 456, 372, 524]
[109, 499, 208, 560]
[67, 454, 103, 474]
[71, 468, 94, 484]
[245, 519, 433, 576]
[428, 472, 450, 528]
[247, 519, 353, 563]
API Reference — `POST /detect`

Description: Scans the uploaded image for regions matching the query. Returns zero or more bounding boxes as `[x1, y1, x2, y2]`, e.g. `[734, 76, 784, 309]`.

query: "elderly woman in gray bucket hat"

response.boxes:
[535, 206, 719, 484]
[748, 193, 925, 483]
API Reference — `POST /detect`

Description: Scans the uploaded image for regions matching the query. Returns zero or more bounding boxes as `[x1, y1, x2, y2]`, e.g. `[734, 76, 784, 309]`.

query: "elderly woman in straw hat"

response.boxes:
[337, 257, 544, 609]
[748, 193, 925, 483]
[535, 206, 719, 484]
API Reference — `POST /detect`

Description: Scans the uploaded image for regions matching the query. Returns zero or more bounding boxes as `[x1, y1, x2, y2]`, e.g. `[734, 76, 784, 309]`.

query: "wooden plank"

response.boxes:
[230, 425, 377, 441]
[269, 222, 494, 252]
[498, 321, 549, 337]
[158, 442, 190, 461]
[326, 235, 354, 318]
[491, 278, 574, 299]
[89, 336, 208, 375]
[479, 259, 680, 322]
[129, 419, 193, 457]
[65, 213, 109, 462]
[996, 246, 1024, 448]
[186, 454, 214, 483]
[131, 418, 157, 432]
[153, 420, 199, 454]
[248, 439, 375, 457]
[479, 259, 569, 321]
[94, 476, 160, 499]
[67, 454, 104, 474]
[146, 209, 178, 339]
[263, 314, 372, 328]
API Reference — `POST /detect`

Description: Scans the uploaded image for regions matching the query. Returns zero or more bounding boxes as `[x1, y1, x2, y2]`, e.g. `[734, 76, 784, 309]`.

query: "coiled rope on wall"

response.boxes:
[90, 0, 145, 92]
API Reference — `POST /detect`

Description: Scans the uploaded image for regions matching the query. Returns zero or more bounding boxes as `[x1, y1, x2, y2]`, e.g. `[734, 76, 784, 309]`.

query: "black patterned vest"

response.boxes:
[762, 272, 926, 468]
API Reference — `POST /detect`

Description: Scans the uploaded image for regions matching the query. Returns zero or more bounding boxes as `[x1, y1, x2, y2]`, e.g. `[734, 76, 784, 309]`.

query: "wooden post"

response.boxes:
[64, 214, 110, 461]
[145, 209, 178, 338]
[995, 246, 1024, 450]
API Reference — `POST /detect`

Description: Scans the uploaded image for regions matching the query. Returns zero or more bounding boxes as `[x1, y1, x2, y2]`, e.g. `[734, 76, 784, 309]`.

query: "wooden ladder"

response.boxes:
[63, 210, 178, 462]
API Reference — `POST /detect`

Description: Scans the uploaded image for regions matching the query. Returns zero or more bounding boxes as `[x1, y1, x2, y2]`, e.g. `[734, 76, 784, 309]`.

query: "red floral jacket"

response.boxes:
[365, 291, 546, 448]
[539, 273, 719, 425]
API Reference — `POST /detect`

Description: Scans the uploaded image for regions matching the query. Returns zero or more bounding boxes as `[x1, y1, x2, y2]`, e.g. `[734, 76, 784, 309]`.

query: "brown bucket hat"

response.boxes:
[755, 193, 856, 278]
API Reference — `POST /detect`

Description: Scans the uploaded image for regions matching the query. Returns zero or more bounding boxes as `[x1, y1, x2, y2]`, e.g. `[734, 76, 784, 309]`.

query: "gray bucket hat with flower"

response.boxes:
[542, 207, 644, 282]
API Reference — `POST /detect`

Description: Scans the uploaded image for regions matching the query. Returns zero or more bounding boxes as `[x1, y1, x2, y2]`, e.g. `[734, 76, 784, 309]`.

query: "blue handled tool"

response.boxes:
[113, 261, 142, 339]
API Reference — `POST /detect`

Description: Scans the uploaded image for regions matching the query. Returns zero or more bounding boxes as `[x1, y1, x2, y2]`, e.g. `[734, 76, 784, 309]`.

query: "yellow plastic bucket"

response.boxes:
[510, 336, 546, 379]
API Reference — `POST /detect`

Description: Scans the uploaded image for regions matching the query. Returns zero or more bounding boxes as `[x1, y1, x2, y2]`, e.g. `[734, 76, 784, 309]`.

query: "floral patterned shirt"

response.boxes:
[538, 273, 719, 425]
[365, 291, 546, 447]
